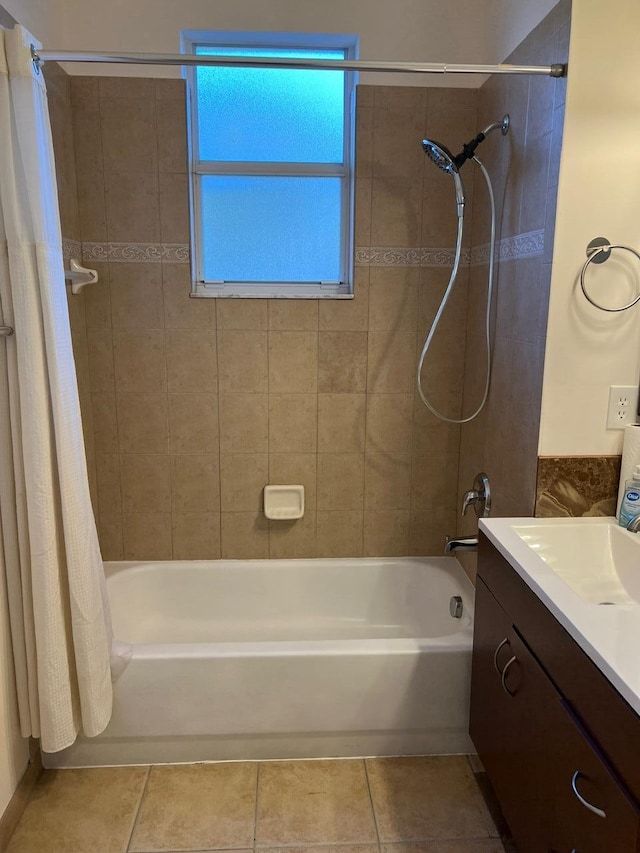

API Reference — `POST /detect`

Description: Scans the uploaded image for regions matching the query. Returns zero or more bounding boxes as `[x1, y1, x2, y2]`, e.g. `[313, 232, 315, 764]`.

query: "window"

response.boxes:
[183, 32, 357, 298]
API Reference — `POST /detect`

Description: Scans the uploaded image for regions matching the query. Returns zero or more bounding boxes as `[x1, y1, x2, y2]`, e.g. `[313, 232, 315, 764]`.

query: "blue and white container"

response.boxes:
[619, 463, 640, 528]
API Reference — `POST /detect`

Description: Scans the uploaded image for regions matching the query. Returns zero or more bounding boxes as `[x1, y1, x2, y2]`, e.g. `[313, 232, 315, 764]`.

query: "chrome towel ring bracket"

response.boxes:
[580, 236, 640, 313]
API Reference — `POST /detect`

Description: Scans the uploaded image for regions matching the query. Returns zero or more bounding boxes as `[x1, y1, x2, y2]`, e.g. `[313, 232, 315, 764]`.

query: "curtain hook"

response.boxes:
[30, 44, 42, 75]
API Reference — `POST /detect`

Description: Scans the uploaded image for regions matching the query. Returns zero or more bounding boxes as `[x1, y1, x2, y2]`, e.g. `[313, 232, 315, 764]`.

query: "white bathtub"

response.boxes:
[44, 556, 475, 768]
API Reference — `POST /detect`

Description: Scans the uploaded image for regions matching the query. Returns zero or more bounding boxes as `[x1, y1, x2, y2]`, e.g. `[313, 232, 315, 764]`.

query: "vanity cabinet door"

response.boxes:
[470, 577, 565, 852]
[550, 703, 640, 853]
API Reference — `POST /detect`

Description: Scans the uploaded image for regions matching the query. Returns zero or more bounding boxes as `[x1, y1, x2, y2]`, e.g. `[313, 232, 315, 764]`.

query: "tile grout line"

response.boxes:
[314, 316, 319, 557]
[154, 86, 172, 559]
[255, 845, 384, 851]
[125, 764, 152, 853]
[163, 284, 171, 558]
[361, 264, 372, 556]
[97, 80, 125, 561]
[266, 322, 272, 559]
[256, 841, 501, 850]
[135, 846, 388, 853]
[362, 759, 382, 853]
[412, 77, 430, 550]
[360, 86, 374, 559]
[213, 301, 223, 557]
[315, 310, 320, 558]
[253, 761, 261, 851]
[131, 841, 505, 853]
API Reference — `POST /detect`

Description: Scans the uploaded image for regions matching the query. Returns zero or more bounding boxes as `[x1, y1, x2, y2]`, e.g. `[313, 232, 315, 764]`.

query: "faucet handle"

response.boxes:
[461, 472, 491, 518]
[626, 515, 640, 533]
[462, 489, 480, 516]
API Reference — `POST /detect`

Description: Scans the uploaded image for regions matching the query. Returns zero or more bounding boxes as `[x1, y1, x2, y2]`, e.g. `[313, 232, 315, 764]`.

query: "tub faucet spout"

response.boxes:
[444, 535, 478, 555]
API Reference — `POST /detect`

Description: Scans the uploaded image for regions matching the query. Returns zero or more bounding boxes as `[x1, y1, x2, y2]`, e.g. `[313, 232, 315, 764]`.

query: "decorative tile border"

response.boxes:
[470, 229, 545, 266]
[81, 242, 190, 264]
[354, 246, 468, 268]
[65, 231, 542, 271]
[356, 229, 545, 269]
[62, 237, 82, 261]
[535, 455, 621, 519]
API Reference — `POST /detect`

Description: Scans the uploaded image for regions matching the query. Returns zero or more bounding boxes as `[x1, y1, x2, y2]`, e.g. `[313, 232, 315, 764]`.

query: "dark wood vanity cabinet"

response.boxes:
[470, 534, 640, 853]
[550, 702, 640, 853]
[471, 578, 565, 850]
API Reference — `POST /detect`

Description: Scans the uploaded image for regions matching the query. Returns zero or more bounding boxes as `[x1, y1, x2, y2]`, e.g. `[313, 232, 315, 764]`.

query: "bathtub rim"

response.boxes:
[103, 554, 475, 652]
[120, 633, 474, 660]
[103, 554, 470, 572]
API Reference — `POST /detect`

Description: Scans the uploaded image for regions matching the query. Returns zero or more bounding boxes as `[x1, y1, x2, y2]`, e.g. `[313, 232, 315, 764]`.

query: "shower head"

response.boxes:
[422, 114, 510, 217]
[422, 139, 458, 174]
[422, 138, 466, 216]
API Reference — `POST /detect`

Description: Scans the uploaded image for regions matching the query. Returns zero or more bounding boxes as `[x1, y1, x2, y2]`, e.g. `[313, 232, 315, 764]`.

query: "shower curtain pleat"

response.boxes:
[0, 25, 114, 752]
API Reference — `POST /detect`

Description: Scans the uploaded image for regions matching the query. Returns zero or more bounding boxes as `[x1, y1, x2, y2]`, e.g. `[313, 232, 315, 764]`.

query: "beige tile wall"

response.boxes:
[48, 74, 482, 560]
[44, 62, 99, 512]
[457, 1, 571, 573]
[50, 0, 570, 565]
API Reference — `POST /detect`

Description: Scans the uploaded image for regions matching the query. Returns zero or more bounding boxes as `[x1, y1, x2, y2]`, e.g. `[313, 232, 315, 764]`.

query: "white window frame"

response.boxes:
[182, 30, 358, 299]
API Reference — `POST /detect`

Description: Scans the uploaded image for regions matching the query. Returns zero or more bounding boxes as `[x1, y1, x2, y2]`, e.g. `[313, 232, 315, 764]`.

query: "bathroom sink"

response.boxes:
[512, 521, 640, 605]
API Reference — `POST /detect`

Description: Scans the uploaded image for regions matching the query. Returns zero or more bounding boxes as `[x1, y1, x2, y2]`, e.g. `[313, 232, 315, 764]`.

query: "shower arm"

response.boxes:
[482, 116, 511, 137]
[448, 116, 511, 172]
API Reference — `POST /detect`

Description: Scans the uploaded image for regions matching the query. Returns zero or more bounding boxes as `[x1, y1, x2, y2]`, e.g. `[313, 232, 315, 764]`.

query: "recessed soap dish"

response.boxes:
[264, 485, 305, 520]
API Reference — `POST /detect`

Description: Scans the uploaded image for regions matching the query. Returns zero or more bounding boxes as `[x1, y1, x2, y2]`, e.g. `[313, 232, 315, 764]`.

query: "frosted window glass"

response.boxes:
[201, 176, 342, 282]
[195, 46, 345, 163]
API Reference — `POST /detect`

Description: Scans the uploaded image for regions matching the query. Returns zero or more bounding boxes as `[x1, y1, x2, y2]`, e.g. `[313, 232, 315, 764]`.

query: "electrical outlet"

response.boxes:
[607, 385, 640, 429]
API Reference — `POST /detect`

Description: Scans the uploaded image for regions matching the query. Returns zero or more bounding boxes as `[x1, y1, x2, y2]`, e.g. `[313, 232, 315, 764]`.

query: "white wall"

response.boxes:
[41, 0, 503, 86]
[490, 0, 560, 64]
[0, 541, 29, 819]
[5, 0, 561, 86]
[539, 0, 640, 456]
[1, 0, 59, 41]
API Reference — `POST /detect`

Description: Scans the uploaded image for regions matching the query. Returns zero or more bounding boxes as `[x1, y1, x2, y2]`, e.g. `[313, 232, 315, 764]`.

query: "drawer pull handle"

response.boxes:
[493, 637, 510, 674]
[501, 655, 517, 695]
[571, 771, 606, 819]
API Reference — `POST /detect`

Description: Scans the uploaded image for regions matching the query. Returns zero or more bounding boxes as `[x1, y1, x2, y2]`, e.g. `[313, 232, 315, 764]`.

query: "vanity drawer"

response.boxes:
[551, 702, 640, 853]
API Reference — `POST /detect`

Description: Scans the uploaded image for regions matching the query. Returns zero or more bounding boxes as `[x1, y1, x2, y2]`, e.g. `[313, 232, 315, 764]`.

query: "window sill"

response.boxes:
[191, 282, 354, 299]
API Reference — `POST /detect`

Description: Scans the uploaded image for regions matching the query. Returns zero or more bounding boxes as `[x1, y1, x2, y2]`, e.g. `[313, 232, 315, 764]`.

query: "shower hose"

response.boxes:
[417, 156, 497, 424]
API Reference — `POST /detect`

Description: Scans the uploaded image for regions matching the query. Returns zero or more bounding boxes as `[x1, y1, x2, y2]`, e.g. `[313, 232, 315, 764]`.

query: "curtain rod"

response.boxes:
[32, 48, 566, 78]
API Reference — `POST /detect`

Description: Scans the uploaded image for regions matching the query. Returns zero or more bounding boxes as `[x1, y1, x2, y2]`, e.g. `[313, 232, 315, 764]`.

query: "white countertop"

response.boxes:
[479, 516, 640, 717]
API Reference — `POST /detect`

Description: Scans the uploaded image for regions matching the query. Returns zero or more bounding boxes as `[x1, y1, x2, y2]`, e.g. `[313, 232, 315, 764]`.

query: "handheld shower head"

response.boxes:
[422, 139, 457, 174]
[422, 138, 466, 217]
[422, 114, 509, 217]
[418, 115, 509, 425]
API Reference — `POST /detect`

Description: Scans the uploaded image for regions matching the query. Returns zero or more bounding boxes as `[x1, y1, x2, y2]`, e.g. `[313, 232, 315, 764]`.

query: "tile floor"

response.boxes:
[6, 756, 507, 853]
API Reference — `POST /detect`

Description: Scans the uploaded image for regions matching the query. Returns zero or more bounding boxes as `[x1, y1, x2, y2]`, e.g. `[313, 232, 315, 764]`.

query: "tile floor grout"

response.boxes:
[362, 758, 382, 851]
[125, 764, 152, 853]
[254, 844, 377, 850]
[123, 842, 506, 853]
[253, 762, 261, 847]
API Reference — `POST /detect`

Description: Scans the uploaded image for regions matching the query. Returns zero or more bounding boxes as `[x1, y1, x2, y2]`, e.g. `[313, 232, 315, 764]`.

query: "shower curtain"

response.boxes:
[0, 26, 113, 752]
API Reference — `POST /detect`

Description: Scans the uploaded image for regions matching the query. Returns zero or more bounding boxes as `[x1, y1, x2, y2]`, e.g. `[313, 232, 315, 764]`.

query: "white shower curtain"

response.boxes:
[0, 26, 114, 752]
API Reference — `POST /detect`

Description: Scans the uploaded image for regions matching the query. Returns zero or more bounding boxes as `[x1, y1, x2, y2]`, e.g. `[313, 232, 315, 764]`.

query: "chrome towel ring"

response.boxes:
[580, 237, 640, 313]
